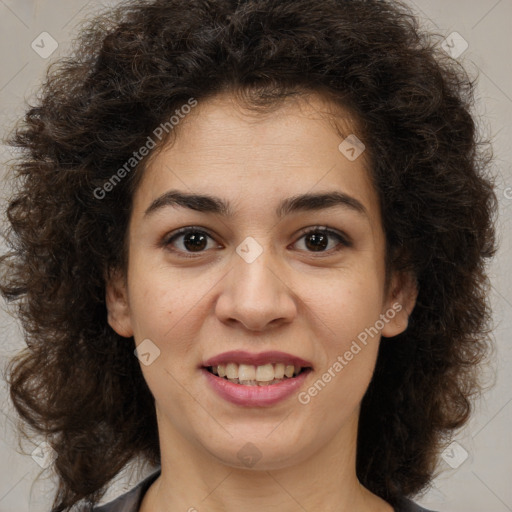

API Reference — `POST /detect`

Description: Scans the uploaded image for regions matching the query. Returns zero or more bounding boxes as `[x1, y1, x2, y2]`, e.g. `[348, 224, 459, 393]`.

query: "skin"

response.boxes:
[106, 92, 417, 512]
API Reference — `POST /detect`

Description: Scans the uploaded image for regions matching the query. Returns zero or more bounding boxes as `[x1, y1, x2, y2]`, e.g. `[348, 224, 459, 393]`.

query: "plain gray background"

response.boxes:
[0, 0, 511, 511]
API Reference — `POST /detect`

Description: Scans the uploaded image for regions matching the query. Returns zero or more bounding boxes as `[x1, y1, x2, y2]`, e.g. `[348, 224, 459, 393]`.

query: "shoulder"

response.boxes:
[395, 496, 439, 512]
[92, 469, 161, 512]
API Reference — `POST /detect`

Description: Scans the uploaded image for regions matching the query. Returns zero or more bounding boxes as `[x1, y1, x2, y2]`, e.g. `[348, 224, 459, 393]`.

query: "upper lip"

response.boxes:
[201, 350, 313, 369]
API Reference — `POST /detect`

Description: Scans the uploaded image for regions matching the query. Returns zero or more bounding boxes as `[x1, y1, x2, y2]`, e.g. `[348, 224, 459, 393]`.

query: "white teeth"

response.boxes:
[284, 365, 295, 378]
[255, 363, 275, 382]
[274, 363, 285, 379]
[211, 362, 306, 384]
[238, 364, 256, 381]
[225, 363, 238, 379]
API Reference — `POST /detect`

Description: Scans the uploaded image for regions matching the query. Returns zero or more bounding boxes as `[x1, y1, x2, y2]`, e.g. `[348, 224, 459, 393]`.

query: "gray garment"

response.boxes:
[93, 468, 437, 512]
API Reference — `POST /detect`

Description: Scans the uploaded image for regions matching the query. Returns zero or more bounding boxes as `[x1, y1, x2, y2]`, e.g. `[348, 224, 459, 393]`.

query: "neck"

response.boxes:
[140, 409, 393, 512]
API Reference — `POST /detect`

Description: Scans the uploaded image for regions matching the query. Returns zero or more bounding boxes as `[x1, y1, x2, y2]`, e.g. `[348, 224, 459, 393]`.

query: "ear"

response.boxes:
[105, 268, 134, 338]
[381, 270, 418, 338]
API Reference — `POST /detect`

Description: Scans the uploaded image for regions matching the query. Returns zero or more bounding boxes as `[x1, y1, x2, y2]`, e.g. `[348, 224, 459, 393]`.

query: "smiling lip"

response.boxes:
[201, 350, 313, 368]
[200, 350, 313, 407]
[201, 367, 312, 407]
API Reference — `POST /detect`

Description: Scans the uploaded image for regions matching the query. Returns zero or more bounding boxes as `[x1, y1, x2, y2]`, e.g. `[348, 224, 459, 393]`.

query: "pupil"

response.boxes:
[184, 232, 207, 251]
[306, 232, 328, 251]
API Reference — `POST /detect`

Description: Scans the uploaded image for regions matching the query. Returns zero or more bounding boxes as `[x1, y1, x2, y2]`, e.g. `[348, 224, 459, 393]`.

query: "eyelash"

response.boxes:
[162, 226, 351, 259]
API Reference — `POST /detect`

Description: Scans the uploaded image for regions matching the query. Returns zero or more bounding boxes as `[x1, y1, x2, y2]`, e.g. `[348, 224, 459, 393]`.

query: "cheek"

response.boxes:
[127, 256, 204, 338]
[300, 290, 383, 423]
[307, 272, 385, 391]
[128, 280, 175, 340]
[126, 259, 220, 383]
[312, 268, 385, 339]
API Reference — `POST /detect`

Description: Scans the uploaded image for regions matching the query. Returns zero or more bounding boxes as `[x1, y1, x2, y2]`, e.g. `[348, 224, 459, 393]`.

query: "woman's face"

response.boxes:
[107, 92, 415, 470]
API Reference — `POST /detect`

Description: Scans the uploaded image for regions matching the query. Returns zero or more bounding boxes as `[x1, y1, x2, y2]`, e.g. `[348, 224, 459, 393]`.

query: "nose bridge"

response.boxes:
[234, 246, 278, 299]
[215, 237, 297, 330]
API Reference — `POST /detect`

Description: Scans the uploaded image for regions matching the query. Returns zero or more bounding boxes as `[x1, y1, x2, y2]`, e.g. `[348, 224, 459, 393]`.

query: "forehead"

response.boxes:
[132, 92, 379, 224]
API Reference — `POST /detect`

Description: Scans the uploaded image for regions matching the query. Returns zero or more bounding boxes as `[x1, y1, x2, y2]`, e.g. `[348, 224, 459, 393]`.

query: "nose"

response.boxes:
[214, 246, 298, 332]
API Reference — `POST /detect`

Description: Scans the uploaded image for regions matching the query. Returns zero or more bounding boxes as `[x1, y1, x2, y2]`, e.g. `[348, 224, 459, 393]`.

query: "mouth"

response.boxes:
[201, 350, 314, 388]
[204, 363, 312, 386]
[201, 357, 313, 406]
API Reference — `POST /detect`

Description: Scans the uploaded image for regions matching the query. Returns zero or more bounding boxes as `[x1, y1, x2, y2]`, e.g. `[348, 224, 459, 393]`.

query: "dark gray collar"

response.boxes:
[93, 469, 161, 512]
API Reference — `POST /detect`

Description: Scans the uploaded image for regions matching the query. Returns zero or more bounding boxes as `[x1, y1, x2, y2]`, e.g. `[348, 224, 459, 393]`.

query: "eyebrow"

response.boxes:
[144, 189, 368, 219]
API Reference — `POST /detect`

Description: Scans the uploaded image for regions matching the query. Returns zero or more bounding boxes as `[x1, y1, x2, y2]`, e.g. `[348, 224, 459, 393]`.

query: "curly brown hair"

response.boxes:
[0, 0, 497, 510]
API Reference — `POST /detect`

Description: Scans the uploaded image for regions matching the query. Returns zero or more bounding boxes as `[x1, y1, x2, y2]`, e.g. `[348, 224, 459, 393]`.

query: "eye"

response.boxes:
[162, 225, 351, 258]
[163, 227, 219, 257]
[293, 227, 350, 254]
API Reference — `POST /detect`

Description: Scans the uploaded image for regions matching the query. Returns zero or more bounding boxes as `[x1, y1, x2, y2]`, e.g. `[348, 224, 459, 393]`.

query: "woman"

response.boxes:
[0, 0, 496, 511]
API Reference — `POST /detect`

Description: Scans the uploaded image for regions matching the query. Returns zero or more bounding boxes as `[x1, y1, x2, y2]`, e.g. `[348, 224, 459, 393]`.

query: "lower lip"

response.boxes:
[201, 368, 312, 407]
